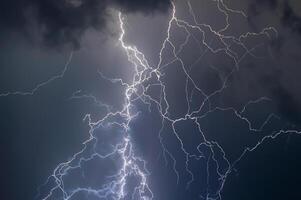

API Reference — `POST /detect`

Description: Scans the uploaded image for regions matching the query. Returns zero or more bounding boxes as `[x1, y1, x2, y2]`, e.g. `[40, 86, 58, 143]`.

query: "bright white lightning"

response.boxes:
[36, 11, 155, 200]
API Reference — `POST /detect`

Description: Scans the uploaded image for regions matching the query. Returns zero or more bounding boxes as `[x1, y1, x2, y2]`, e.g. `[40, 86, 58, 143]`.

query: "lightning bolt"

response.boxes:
[1, 0, 300, 200]
[35, 11, 155, 200]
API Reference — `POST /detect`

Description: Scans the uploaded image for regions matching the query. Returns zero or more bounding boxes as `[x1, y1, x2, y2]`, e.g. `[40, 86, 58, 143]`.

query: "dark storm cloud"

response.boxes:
[240, 0, 301, 124]
[249, 0, 301, 32]
[0, 0, 171, 49]
[282, 1, 301, 33]
[272, 86, 301, 124]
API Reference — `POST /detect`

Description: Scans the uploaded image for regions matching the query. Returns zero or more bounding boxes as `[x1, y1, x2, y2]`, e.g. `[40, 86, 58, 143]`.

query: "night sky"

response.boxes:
[1, 0, 301, 200]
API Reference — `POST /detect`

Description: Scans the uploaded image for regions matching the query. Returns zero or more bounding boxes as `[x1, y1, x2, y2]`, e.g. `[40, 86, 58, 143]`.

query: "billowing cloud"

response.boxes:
[0, 0, 171, 49]
[242, 0, 301, 123]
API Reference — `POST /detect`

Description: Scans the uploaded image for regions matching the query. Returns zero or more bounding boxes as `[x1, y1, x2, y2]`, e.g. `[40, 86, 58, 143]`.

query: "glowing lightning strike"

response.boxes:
[150, 2, 301, 199]
[36, 10, 155, 200]
[0, 0, 298, 200]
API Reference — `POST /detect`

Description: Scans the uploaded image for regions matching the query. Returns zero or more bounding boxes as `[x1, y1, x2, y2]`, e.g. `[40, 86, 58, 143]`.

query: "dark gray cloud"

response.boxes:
[0, 0, 171, 49]
[282, 0, 301, 33]
[249, 0, 301, 32]
[233, 0, 301, 124]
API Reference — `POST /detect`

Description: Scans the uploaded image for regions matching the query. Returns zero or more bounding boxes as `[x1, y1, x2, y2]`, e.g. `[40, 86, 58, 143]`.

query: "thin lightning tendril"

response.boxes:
[0, 52, 73, 97]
